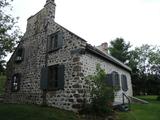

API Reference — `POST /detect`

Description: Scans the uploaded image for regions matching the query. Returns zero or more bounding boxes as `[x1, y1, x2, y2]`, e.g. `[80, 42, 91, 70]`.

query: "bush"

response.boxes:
[0, 75, 6, 95]
[157, 96, 160, 101]
[81, 64, 114, 117]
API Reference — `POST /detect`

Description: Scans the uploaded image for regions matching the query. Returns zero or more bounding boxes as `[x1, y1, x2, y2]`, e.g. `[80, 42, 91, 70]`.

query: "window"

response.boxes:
[121, 75, 128, 91]
[48, 65, 58, 89]
[50, 33, 58, 49]
[15, 47, 24, 63]
[40, 64, 65, 90]
[105, 71, 120, 90]
[111, 71, 120, 90]
[48, 32, 63, 52]
[11, 73, 21, 92]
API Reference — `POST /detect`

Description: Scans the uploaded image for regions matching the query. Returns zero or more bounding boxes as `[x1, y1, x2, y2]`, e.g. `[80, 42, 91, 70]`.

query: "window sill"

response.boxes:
[15, 57, 23, 63]
[47, 88, 64, 91]
[48, 47, 62, 53]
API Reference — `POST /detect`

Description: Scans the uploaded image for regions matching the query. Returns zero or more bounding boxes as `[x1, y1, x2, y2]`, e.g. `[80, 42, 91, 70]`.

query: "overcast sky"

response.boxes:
[11, 0, 160, 47]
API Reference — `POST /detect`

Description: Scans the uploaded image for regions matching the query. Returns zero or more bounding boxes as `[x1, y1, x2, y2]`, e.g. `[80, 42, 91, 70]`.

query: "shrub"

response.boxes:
[81, 64, 114, 117]
[157, 96, 160, 101]
[0, 75, 6, 95]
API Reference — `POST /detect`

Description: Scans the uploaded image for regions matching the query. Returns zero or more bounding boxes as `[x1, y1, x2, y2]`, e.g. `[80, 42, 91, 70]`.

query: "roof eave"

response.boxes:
[86, 44, 132, 73]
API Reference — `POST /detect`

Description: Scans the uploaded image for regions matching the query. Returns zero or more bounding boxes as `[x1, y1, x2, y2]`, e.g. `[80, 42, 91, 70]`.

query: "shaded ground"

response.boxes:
[1, 76, 159, 120]
[0, 76, 79, 120]
[0, 104, 79, 120]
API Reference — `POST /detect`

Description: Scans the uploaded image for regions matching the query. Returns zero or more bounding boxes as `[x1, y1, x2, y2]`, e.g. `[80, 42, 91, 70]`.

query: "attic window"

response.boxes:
[48, 32, 63, 52]
[15, 47, 24, 63]
[121, 74, 128, 92]
[11, 73, 21, 92]
[50, 33, 58, 48]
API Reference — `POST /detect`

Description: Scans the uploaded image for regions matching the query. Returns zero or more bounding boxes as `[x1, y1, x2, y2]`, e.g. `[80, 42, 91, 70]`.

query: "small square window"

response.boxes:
[50, 34, 58, 50]
[15, 47, 24, 63]
[48, 32, 63, 52]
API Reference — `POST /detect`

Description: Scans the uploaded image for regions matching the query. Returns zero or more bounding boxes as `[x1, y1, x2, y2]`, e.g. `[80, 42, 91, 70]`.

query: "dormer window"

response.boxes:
[48, 32, 63, 52]
[15, 47, 24, 63]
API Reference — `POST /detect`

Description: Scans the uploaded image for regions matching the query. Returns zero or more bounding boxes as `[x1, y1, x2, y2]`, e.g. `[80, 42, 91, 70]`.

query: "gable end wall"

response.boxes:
[80, 52, 133, 103]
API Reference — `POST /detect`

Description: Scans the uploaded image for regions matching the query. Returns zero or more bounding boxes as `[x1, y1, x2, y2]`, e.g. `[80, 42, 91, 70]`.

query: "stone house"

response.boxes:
[5, 0, 133, 111]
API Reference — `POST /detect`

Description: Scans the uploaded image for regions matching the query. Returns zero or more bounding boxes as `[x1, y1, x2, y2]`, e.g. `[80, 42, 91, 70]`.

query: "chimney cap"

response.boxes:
[46, 0, 55, 3]
[45, 0, 55, 5]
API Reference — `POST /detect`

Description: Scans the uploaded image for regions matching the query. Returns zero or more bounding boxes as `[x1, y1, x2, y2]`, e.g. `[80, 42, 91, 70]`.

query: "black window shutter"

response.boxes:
[17, 74, 21, 91]
[115, 73, 120, 86]
[105, 74, 113, 86]
[40, 67, 48, 89]
[111, 73, 115, 86]
[21, 48, 25, 60]
[121, 75, 128, 91]
[57, 32, 64, 48]
[57, 65, 65, 90]
[47, 36, 52, 52]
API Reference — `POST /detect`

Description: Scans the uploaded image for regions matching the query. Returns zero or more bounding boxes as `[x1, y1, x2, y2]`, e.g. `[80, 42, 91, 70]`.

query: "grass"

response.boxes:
[0, 104, 79, 120]
[0, 75, 6, 95]
[117, 95, 160, 120]
[1, 76, 159, 120]
[0, 75, 79, 120]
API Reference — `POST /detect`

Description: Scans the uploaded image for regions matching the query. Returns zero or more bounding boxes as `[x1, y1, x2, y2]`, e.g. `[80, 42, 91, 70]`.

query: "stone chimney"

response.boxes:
[44, 0, 56, 20]
[25, 0, 56, 36]
[97, 42, 108, 54]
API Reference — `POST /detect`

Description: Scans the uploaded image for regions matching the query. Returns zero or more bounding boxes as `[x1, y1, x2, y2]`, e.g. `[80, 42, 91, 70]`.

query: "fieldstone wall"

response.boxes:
[4, 0, 132, 112]
[45, 25, 87, 111]
[80, 52, 133, 103]
[5, 2, 87, 112]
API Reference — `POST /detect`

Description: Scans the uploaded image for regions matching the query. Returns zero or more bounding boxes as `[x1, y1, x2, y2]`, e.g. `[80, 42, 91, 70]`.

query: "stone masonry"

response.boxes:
[5, 0, 133, 112]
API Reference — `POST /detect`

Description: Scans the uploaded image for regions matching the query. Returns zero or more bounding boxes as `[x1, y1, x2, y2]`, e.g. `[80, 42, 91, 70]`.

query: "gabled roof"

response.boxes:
[86, 44, 132, 72]
[56, 22, 131, 72]
[55, 22, 87, 42]
[8, 20, 131, 73]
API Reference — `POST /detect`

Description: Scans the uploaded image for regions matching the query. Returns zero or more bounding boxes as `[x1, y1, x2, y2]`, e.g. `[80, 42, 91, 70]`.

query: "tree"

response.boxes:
[148, 47, 160, 75]
[129, 44, 160, 95]
[130, 44, 160, 74]
[0, 0, 21, 74]
[109, 38, 131, 63]
[109, 38, 160, 95]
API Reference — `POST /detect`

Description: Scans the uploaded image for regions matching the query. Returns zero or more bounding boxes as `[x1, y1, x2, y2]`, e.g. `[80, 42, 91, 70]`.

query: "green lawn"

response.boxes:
[0, 104, 79, 120]
[1, 76, 160, 120]
[0, 75, 6, 95]
[0, 76, 79, 120]
[117, 96, 160, 120]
